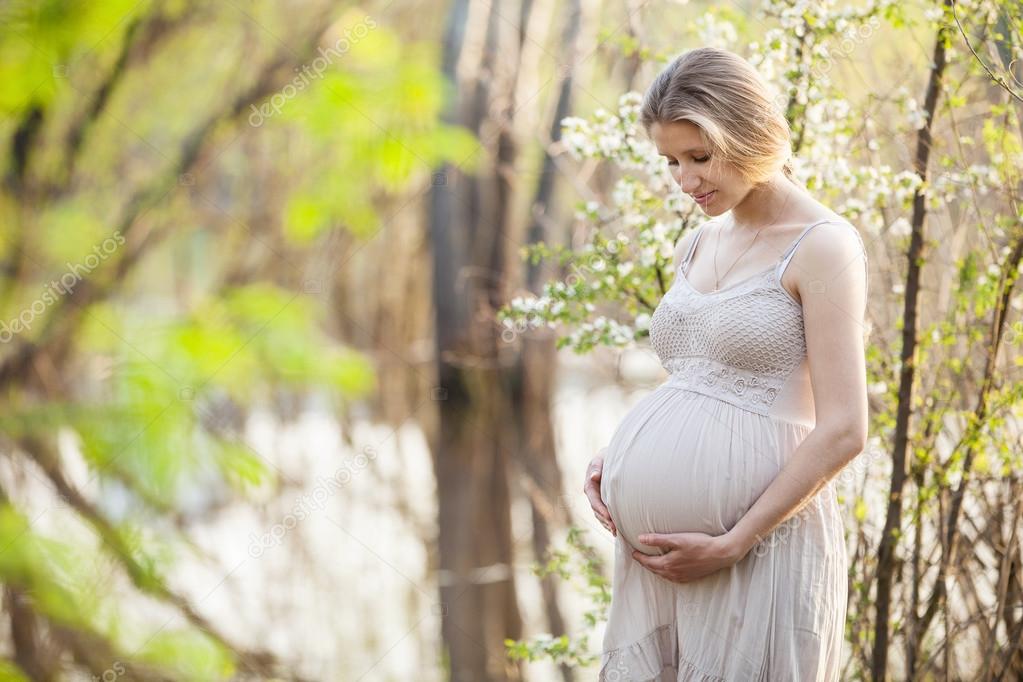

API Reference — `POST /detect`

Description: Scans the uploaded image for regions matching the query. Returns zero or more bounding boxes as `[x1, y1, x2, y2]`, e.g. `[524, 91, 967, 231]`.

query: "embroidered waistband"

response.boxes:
[662, 356, 786, 416]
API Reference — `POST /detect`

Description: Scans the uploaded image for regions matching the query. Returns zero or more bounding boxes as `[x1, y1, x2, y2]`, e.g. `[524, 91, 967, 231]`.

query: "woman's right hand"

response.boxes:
[583, 448, 616, 537]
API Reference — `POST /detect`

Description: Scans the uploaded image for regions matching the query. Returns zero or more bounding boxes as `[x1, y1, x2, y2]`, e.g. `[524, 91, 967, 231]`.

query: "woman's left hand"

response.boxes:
[631, 531, 745, 584]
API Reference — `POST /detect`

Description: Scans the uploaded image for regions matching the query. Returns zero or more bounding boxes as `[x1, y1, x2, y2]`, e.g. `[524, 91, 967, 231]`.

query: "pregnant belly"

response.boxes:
[599, 388, 785, 556]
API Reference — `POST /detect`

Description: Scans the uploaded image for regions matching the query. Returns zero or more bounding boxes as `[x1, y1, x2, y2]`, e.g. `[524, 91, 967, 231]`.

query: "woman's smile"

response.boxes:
[693, 190, 716, 205]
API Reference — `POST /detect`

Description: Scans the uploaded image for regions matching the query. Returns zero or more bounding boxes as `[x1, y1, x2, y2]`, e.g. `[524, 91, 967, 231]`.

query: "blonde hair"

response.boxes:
[640, 47, 795, 186]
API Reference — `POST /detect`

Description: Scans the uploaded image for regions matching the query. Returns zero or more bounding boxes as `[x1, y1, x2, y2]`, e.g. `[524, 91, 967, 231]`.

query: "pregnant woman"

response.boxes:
[582, 47, 869, 681]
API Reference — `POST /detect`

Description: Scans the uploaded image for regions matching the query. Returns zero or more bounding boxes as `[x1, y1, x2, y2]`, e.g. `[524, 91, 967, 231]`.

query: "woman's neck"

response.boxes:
[729, 174, 799, 232]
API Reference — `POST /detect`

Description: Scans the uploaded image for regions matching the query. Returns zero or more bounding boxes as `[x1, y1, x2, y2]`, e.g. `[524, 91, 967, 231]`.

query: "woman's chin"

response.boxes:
[698, 200, 725, 215]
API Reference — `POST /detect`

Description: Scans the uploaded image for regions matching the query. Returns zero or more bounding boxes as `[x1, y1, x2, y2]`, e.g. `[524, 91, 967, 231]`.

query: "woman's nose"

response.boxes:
[678, 173, 701, 193]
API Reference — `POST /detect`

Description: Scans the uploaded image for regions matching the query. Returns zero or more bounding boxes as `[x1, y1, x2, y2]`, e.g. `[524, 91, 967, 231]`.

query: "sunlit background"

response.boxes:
[1, 0, 1022, 680]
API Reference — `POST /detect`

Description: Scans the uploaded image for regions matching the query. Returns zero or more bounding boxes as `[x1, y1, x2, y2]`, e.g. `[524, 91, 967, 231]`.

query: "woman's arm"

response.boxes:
[722, 221, 870, 560]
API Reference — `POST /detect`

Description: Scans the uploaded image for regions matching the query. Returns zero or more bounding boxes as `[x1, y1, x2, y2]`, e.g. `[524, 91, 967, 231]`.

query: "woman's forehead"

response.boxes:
[651, 120, 705, 152]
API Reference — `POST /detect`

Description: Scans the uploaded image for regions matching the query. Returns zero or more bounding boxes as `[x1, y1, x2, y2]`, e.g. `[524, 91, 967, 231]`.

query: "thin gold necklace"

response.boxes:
[712, 191, 791, 291]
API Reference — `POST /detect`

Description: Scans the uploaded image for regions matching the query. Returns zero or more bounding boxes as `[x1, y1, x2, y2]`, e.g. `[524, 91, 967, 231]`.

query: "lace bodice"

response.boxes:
[648, 218, 866, 426]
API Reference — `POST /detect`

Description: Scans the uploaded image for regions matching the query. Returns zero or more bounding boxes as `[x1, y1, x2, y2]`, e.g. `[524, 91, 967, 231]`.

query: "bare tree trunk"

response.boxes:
[6, 585, 54, 681]
[999, 537, 1023, 678]
[871, 5, 951, 677]
[429, 1, 524, 679]
[508, 0, 586, 680]
[619, 0, 645, 91]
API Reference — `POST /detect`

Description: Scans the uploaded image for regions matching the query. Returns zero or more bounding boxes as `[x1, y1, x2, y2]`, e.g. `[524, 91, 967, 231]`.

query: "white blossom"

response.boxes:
[695, 14, 738, 48]
[889, 217, 912, 237]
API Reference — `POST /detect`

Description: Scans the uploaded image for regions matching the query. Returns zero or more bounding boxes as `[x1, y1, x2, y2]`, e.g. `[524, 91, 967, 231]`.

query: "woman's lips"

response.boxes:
[694, 190, 716, 205]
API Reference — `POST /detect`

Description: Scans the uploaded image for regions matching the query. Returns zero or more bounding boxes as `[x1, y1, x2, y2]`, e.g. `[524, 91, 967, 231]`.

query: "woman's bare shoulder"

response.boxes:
[672, 217, 722, 270]
[795, 218, 867, 278]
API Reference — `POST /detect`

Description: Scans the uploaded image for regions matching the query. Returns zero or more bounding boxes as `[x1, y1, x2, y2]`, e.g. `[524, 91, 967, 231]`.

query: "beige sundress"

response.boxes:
[599, 218, 866, 681]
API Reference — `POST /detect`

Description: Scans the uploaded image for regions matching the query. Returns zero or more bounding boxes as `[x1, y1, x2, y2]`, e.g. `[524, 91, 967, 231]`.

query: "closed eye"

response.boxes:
[665, 155, 710, 166]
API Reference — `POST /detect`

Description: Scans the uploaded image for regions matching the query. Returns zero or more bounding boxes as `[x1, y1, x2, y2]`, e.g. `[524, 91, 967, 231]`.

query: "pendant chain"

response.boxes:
[712, 190, 792, 291]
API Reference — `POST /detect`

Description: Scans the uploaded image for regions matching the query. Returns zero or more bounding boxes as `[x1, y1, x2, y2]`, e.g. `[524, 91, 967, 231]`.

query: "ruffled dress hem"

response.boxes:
[598, 623, 734, 682]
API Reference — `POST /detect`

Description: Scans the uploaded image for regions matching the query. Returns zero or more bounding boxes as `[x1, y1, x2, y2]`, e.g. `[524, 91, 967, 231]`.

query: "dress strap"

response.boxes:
[777, 218, 869, 282]
[681, 225, 706, 274]
[777, 219, 835, 278]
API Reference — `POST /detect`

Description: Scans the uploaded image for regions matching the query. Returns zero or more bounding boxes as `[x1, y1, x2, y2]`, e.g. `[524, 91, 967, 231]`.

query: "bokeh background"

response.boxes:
[1, 0, 1022, 680]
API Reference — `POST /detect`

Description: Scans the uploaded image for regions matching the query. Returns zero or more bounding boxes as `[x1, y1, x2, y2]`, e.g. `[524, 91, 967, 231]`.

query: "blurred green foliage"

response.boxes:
[0, 0, 478, 678]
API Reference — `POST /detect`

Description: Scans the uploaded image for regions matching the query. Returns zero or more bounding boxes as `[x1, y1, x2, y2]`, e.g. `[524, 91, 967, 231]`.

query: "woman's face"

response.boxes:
[649, 120, 751, 216]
